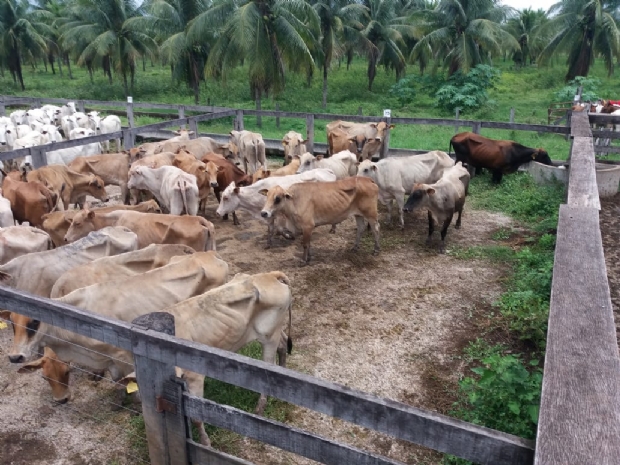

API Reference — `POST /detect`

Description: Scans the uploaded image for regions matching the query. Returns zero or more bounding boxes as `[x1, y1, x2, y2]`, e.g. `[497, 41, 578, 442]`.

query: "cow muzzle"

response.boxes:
[211, 182, 218, 188]
[261, 211, 270, 218]
[9, 354, 25, 364]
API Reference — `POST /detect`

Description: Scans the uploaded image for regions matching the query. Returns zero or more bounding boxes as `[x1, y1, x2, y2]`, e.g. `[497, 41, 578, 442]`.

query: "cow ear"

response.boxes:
[173, 130, 180, 135]
[389, 124, 395, 129]
[233, 187, 240, 194]
[17, 358, 45, 373]
[369, 123, 377, 128]
[532, 152, 538, 160]
[284, 191, 293, 199]
[316, 154, 324, 161]
[188, 131, 194, 135]
[302, 139, 308, 144]
[426, 188, 435, 195]
[371, 165, 377, 171]
[0, 310, 11, 322]
[282, 140, 288, 146]
[198, 165, 206, 171]
[217, 166, 224, 172]
[258, 189, 269, 196]
[87, 210, 95, 219]
[264, 170, 271, 176]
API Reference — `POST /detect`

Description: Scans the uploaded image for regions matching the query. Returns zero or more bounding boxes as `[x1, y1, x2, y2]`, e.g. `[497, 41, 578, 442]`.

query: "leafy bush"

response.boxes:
[554, 76, 600, 102]
[389, 77, 416, 106]
[435, 65, 500, 113]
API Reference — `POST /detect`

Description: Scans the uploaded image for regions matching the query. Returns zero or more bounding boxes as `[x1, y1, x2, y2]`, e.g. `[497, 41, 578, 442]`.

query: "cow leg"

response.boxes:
[491, 170, 503, 184]
[265, 219, 275, 249]
[396, 194, 406, 230]
[129, 188, 139, 205]
[353, 215, 365, 252]
[232, 211, 240, 226]
[369, 217, 381, 255]
[121, 183, 130, 205]
[329, 224, 336, 233]
[255, 336, 280, 415]
[426, 210, 434, 246]
[386, 199, 393, 225]
[301, 228, 312, 264]
[455, 200, 465, 229]
[439, 214, 454, 254]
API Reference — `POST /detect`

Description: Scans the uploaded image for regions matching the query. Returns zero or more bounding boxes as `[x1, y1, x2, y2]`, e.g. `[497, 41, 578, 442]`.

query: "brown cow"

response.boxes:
[173, 149, 219, 213]
[326, 121, 394, 160]
[449, 132, 553, 184]
[1, 171, 59, 227]
[68, 152, 131, 205]
[17, 347, 71, 404]
[260, 177, 380, 264]
[64, 209, 216, 251]
[27, 166, 108, 210]
[41, 200, 162, 247]
[202, 152, 252, 223]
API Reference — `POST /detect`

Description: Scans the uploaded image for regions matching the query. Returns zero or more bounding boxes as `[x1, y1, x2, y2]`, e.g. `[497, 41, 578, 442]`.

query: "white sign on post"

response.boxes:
[383, 109, 391, 118]
[127, 96, 133, 103]
[573, 95, 580, 102]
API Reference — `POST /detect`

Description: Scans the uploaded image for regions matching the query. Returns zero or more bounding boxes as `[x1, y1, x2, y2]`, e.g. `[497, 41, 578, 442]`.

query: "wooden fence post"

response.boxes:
[123, 129, 135, 150]
[306, 114, 315, 154]
[31, 147, 47, 169]
[275, 103, 280, 129]
[178, 105, 185, 129]
[256, 100, 262, 129]
[32, 98, 42, 109]
[77, 100, 85, 113]
[472, 122, 481, 134]
[235, 110, 244, 132]
[380, 117, 391, 159]
[131, 312, 189, 465]
[454, 108, 460, 133]
[127, 98, 135, 128]
[510, 108, 515, 123]
[358, 106, 363, 116]
[189, 118, 198, 139]
[0, 97, 5, 116]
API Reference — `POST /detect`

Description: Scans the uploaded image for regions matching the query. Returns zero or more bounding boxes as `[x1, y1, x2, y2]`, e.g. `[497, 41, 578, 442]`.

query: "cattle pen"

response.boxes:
[0, 97, 619, 464]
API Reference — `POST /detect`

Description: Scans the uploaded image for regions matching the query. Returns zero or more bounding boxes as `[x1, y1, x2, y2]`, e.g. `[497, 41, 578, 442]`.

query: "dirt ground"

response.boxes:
[0, 166, 514, 465]
[599, 193, 620, 342]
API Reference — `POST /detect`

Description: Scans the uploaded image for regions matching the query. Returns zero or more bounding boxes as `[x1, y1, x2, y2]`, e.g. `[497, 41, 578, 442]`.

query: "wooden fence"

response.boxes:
[0, 95, 571, 166]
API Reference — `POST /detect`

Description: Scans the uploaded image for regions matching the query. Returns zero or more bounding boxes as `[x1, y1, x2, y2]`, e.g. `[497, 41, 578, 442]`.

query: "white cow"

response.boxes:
[0, 124, 16, 150]
[41, 105, 62, 122]
[26, 109, 51, 126]
[89, 114, 121, 153]
[357, 150, 455, 228]
[14, 131, 50, 148]
[229, 130, 266, 174]
[216, 169, 338, 221]
[69, 127, 95, 140]
[55, 103, 76, 125]
[60, 115, 79, 138]
[10, 110, 27, 126]
[281, 131, 307, 164]
[41, 124, 64, 143]
[127, 165, 199, 216]
[16, 124, 34, 139]
[0, 226, 52, 265]
[0, 188, 14, 227]
[296, 151, 358, 179]
[73, 112, 90, 129]
[0, 116, 12, 126]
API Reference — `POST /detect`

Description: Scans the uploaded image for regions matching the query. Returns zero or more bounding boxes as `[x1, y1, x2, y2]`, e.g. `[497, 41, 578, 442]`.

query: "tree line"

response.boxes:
[1, 0, 620, 107]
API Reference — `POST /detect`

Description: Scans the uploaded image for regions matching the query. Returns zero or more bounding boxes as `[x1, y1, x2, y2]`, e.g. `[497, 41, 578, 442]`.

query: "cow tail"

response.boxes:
[287, 297, 293, 355]
[448, 138, 453, 156]
[179, 180, 189, 215]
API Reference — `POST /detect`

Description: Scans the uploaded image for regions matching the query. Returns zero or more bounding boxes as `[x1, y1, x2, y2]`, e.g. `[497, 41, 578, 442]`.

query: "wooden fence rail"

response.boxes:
[534, 110, 620, 464]
[0, 282, 534, 465]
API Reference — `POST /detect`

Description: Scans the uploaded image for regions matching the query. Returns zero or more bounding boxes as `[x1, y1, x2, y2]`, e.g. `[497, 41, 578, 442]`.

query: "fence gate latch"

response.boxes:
[155, 395, 177, 414]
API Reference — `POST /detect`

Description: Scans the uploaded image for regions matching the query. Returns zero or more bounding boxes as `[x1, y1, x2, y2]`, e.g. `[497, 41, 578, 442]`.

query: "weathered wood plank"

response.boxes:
[306, 114, 314, 154]
[184, 394, 406, 465]
[187, 440, 255, 465]
[567, 136, 600, 210]
[535, 206, 620, 465]
[571, 111, 593, 137]
[480, 121, 570, 134]
[0, 286, 134, 351]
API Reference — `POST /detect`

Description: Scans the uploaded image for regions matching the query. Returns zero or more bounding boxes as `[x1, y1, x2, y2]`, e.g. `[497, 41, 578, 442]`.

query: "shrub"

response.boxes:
[389, 77, 416, 106]
[554, 76, 600, 102]
[435, 65, 500, 113]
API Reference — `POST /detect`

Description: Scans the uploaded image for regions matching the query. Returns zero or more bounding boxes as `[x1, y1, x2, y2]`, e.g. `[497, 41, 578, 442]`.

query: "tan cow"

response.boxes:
[68, 152, 131, 205]
[64, 209, 216, 251]
[173, 149, 220, 211]
[16, 347, 71, 404]
[154, 137, 238, 162]
[253, 157, 304, 182]
[51, 243, 196, 298]
[26, 166, 108, 211]
[229, 130, 266, 174]
[122, 270, 292, 446]
[128, 151, 175, 205]
[41, 200, 161, 247]
[326, 120, 394, 160]
[1, 172, 59, 227]
[281, 131, 306, 165]
[260, 177, 380, 263]
[2, 252, 228, 402]
[0, 226, 53, 265]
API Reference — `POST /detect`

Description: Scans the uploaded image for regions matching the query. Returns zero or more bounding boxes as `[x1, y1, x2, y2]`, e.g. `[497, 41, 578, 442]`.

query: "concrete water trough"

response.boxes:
[526, 160, 620, 197]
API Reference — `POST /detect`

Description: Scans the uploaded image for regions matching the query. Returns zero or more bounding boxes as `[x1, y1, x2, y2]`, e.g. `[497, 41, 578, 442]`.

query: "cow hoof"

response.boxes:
[372, 248, 380, 256]
[329, 227, 336, 234]
[299, 261, 309, 267]
[264, 244, 272, 250]
[222, 214, 229, 221]
[455, 224, 461, 230]
[438, 246, 446, 254]
[351, 246, 359, 253]
[282, 230, 294, 240]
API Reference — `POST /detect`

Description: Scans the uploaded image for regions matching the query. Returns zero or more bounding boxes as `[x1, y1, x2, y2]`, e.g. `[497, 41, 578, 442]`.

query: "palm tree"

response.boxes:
[190, 0, 320, 113]
[0, 0, 51, 90]
[538, 0, 620, 81]
[59, 0, 157, 95]
[133, 0, 210, 103]
[410, 0, 519, 76]
[312, 0, 370, 108]
[362, 0, 414, 91]
[505, 8, 547, 67]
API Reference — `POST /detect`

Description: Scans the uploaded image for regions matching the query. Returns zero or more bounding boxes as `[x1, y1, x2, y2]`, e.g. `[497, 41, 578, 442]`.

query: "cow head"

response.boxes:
[204, 161, 220, 188]
[216, 182, 241, 217]
[127, 166, 149, 190]
[128, 147, 145, 163]
[357, 160, 378, 181]
[532, 149, 552, 166]
[64, 208, 97, 242]
[252, 167, 270, 183]
[1, 308, 46, 366]
[139, 199, 162, 213]
[85, 175, 108, 202]
[222, 143, 240, 166]
[260, 185, 292, 218]
[348, 134, 368, 157]
[172, 128, 194, 138]
[296, 152, 316, 174]
[281, 132, 307, 164]
[88, 114, 102, 132]
[18, 347, 72, 404]
[403, 183, 433, 213]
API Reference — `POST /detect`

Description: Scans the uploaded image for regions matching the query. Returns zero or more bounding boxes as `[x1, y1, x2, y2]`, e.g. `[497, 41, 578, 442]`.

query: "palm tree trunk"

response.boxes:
[43, 58, 47, 72]
[256, 89, 262, 128]
[142, 56, 146, 72]
[103, 55, 112, 83]
[10, 46, 25, 90]
[66, 54, 73, 79]
[367, 57, 377, 91]
[122, 71, 129, 97]
[322, 63, 328, 109]
[57, 56, 63, 77]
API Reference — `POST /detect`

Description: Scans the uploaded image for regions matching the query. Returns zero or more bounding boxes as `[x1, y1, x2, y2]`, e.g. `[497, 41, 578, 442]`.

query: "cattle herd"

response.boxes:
[0, 103, 553, 449]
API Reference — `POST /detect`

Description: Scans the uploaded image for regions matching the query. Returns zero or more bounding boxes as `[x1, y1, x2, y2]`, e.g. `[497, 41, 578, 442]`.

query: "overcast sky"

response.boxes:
[500, 0, 557, 12]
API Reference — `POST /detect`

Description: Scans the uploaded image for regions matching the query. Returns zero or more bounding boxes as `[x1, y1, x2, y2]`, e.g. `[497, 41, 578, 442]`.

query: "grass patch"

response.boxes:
[127, 414, 150, 463]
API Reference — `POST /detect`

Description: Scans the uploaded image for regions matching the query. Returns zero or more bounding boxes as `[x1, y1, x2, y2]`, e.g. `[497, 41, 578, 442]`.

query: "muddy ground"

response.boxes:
[0, 166, 514, 465]
[599, 193, 620, 343]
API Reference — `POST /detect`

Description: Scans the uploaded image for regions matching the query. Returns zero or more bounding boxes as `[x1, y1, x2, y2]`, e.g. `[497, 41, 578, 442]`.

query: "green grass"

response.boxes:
[6, 58, 620, 160]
